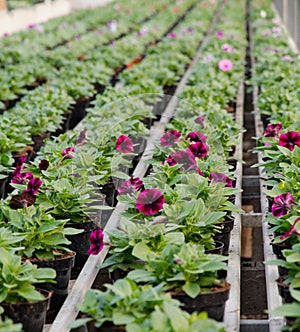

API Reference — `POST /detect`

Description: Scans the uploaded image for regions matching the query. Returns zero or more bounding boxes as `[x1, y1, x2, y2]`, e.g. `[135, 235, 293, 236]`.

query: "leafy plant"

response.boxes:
[69, 278, 226, 332]
[127, 242, 228, 298]
[0, 248, 56, 303]
[0, 306, 22, 332]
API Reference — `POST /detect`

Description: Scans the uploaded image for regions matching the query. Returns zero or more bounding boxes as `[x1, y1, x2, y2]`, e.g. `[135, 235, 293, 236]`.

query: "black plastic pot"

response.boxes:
[33, 251, 75, 322]
[205, 240, 224, 255]
[277, 277, 293, 304]
[66, 221, 99, 279]
[170, 281, 230, 321]
[1, 289, 51, 332]
[214, 218, 234, 256]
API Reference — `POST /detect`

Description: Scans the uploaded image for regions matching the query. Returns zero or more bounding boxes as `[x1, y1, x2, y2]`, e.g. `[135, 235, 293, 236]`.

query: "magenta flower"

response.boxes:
[168, 32, 177, 38]
[185, 131, 207, 143]
[12, 156, 27, 175]
[39, 160, 49, 171]
[194, 115, 206, 127]
[88, 229, 105, 255]
[11, 172, 33, 185]
[116, 135, 133, 153]
[136, 189, 165, 216]
[279, 131, 300, 151]
[271, 193, 295, 217]
[280, 218, 300, 241]
[209, 172, 233, 187]
[23, 178, 42, 195]
[117, 177, 144, 196]
[188, 142, 209, 158]
[9, 192, 36, 209]
[75, 34, 81, 40]
[167, 150, 198, 172]
[216, 31, 223, 38]
[62, 147, 76, 156]
[218, 59, 233, 72]
[160, 130, 181, 147]
[264, 123, 282, 138]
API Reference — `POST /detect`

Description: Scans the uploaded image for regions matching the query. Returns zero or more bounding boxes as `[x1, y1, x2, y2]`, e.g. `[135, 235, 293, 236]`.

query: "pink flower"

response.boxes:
[271, 193, 295, 217]
[264, 123, 282, 138]
[88, 229, 105, 255]
[280, 218, 300, 241]
[117, 177, 144, 195]
[23, 178, 42, 195]
[62, 147, 76, 156]
[282, 55, 293, 61]
[168, 32, 177, 38]
[11, 172, 33, 185]
[221, 44, 234, 53]
[279, 131, 300, 151]
[209, 172, 233, 187]
[216, 31, 223, 38]
[203, 54, 214, 63]
[185, 131, 207, 143]
[160, 130, 181, 147]
[136, 189, 165, 216]
[218, 59, 233, 72]
[188, 142, 209, 158]
[116, 135, 133, 153]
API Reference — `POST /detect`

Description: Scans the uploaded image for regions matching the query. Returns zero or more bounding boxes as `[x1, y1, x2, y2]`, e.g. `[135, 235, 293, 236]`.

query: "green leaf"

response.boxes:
[132, 242, 154, 261]
[182, 282, 200, 298]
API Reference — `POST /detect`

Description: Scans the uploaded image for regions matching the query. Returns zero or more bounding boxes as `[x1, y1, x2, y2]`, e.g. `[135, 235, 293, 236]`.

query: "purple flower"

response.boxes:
[62, 147, 76, 156]
[194, 115, 206, 127]
[167, 150, 198, 172]
[9, 192, 36, 209]
[185, 131, 207, 143]
[272, 26, 281, 36]
[160, 130, 181, 147]
[279, 131, 300, 151]
[88, 229, 105, 255]
[218, 59, 233, 72]
[280, 218, 300, 241]
[188, 142, 209, 158]
[39, 160, 49, 171]
[264, 123, 282, 138]
[136, 189, 165, 216]
[271, 193, 295, 217]
[116, 135, 133, 153]
[28, 24, 35, 29]
[76, 129, 88, 146]
[209, 172, 233, 187]
[11, 172, 33, 185]
[216, 31, 223, 38]
[23, 178, 42, 195]
[117, 177, 144, 195]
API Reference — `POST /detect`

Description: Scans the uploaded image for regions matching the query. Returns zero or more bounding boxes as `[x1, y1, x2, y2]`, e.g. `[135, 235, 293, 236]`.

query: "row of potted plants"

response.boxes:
[0, 0, 197, 182]
[0, 1, 224, 330]
[67, 0, 247, 330]
[250, 0, 300, 330]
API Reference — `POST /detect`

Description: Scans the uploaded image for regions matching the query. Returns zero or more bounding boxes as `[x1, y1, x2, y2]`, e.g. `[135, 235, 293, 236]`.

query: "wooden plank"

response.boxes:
[224, 80, 244, 332]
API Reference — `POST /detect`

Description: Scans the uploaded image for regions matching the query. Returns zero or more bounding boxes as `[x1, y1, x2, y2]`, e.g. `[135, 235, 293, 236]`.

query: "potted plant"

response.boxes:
[0, 248, 55, 332]
[0, 204, 81, 320]
[69, 278, 227, 332]
[0, 306, 22, 332]
[127, 242, 229, 321]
